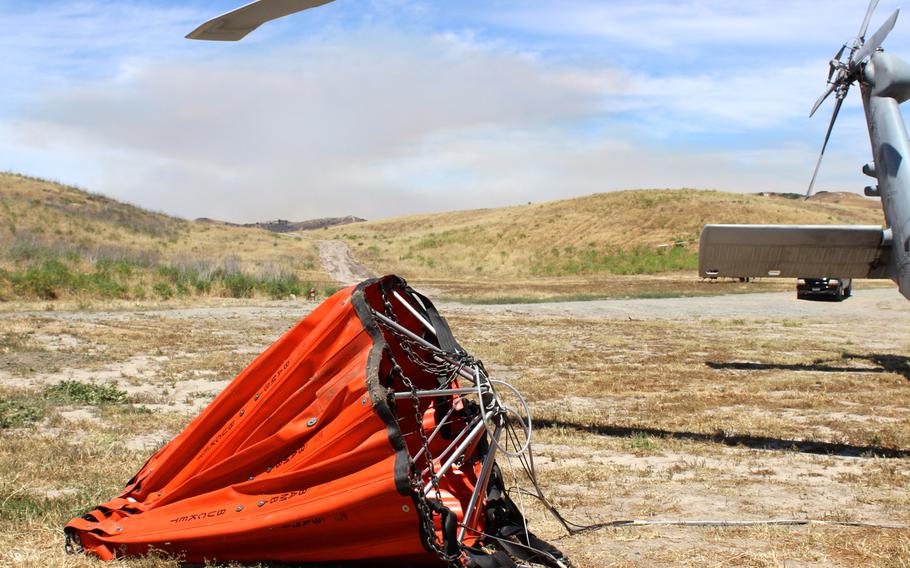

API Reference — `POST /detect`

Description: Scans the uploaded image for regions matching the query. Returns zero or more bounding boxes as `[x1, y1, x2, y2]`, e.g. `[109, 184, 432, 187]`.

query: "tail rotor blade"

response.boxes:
[852, 8, 899, 65]
[806, 95, 845, 198]
[857, 0, 882, 44]
[810, 83, 836, 117]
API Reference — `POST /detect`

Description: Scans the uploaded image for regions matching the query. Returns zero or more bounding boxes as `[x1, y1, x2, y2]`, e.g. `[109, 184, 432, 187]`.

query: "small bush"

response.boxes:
[192, 275, 213, 293]
[153, 282, 174, 300]
[631, 432, 656, 452]
[8, 257, 132, 300]
[259, 273, 303, 299]
[222, 272, 256, 298]
[10, 258, 74, 299]
[44, 380, 127, 405]
[84, 270, 128, 298]
[0, 396, 43, 429]
[95, 258, 138, 278]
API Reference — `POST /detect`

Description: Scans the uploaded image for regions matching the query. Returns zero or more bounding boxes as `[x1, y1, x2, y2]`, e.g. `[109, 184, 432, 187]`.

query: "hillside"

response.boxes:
[0, 175, 889, 302]
[323, 189, 885, 279]
[197, 215, 366, 233]
[0, 173, 330, 301]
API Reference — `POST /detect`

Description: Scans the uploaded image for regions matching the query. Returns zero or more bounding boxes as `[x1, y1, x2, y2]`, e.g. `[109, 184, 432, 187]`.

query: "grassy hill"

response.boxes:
[324, 189, 885, 280]
[0, 173, 888, 303]
[0, 173, 330, 302]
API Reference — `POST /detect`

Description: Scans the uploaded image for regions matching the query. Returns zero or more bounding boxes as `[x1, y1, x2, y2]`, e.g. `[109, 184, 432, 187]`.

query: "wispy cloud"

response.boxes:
[0, 0, 898, 220]
[475, 0, 903, 52]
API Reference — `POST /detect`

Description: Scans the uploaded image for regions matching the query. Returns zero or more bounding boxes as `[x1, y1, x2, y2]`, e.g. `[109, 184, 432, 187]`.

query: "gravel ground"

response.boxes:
[451, 286, 909, 322]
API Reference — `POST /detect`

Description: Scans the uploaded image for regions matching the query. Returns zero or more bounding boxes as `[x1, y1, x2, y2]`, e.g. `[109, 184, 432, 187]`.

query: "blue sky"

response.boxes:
[1, 0, 906, 221]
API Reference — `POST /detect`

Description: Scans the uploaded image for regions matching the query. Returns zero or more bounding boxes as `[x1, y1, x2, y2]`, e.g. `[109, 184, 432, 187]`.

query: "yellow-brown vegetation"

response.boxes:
[325, 189, 884, 280]
[0, 173, 331, 301]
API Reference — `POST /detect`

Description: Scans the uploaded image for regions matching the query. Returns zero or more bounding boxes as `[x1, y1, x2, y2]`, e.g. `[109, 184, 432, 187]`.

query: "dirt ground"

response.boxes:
[1, 287, 909, 567]
[317, 239, 375, 285]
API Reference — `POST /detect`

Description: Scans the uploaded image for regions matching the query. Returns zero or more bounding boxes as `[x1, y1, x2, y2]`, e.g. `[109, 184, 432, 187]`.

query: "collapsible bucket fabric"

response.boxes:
[64, 275, 568, 567]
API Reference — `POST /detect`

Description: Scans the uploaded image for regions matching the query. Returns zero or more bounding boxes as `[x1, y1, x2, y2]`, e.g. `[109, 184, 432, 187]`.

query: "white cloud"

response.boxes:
[8, 31, 606, 220]
[2, 1, 895, 222]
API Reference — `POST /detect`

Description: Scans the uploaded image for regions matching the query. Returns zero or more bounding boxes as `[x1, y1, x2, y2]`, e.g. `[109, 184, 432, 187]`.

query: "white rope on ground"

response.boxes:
[603, 519, 910, 529]
[504, 486, 910, 533]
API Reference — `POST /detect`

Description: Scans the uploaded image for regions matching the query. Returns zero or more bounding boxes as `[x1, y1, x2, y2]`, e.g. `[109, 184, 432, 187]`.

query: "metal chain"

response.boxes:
[380, 287, 463, 566]
[376, 286, 569, 568]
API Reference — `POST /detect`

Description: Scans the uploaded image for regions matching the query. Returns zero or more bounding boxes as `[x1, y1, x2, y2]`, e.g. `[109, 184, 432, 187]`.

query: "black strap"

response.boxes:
[426, 498, 461, 559]
[464, 548, 518, 568]
[479, 465, 573, 568]
[406, 286, 464, 354]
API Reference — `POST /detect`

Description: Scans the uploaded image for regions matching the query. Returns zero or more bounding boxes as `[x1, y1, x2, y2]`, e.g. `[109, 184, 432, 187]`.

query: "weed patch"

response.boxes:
[44, 381, 127, 405]
[531, 245, 699, 276]
[258, 272, 304, 299]
[0, 394, 43, 429]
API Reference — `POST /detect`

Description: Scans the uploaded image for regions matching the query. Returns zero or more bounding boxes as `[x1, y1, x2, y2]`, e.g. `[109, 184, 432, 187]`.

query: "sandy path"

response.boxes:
[317, 240, 374, 285]
[451, 286, 910, 322]
[4, 287, 903, 324]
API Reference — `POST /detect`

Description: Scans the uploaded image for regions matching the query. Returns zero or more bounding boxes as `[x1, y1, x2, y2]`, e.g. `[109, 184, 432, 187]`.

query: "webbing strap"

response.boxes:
[477, 465, 572, 568]
[406, 286, 464, 354]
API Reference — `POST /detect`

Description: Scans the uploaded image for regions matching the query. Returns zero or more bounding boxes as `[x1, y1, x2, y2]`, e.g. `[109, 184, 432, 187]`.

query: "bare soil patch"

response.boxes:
[318, 239, 375, 285]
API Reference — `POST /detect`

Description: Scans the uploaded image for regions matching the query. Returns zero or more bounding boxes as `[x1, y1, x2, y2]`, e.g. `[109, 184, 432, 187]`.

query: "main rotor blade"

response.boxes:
[187, 0, 335, 41]
[810, 83, 836, 118]
[806, 95, 845, 198]
[852, 8, 899, 65]
[856, 0, 881, 45]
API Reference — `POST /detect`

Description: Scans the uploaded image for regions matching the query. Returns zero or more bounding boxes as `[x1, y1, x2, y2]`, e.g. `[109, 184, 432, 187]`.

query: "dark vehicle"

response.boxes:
[796, 277, 852, 301]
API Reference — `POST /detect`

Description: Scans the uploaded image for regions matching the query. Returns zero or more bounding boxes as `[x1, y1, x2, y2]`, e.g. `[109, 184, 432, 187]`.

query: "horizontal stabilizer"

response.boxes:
[699, 224, 891, 279]
[187, 0, 334, 41]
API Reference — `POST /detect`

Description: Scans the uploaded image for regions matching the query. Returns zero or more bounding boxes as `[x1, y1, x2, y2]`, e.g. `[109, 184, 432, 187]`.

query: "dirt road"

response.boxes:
[317, 239, 374, 285]
[3, 286, 902, 324]
[455, 286, 909, 322]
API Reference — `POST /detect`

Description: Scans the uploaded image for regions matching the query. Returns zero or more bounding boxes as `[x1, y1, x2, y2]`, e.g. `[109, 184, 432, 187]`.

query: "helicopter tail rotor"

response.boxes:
[851, 9, 900, 66]
[805, 1, 899, 198]
[806, 95, 845, 198]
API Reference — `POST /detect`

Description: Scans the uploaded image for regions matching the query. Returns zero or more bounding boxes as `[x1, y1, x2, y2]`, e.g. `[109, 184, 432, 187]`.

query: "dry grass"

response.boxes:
[1, 290, 909, 567]
[322, 189, 885, 280]
[422, 273, 893, 303]
[0, 172, 331, 301]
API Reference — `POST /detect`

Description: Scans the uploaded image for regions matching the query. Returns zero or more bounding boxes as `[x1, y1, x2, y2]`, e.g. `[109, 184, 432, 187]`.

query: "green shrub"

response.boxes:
[258, 273, 303, 299]
[131, 285, 147, 300]
[10, 258, 75, 299]
[84, 271, 128, 298]
[192, 274, 213, 293]
[153, 282, 174, 299]
[157, 264, 216, 295]
[44, 380, 127, 405]
[0, 396, 42, 428]
[8, 257, 132, 300]
[221, 272, 256, 298]
[531, 245, 698, 276]
[95, 258, 138, 278]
